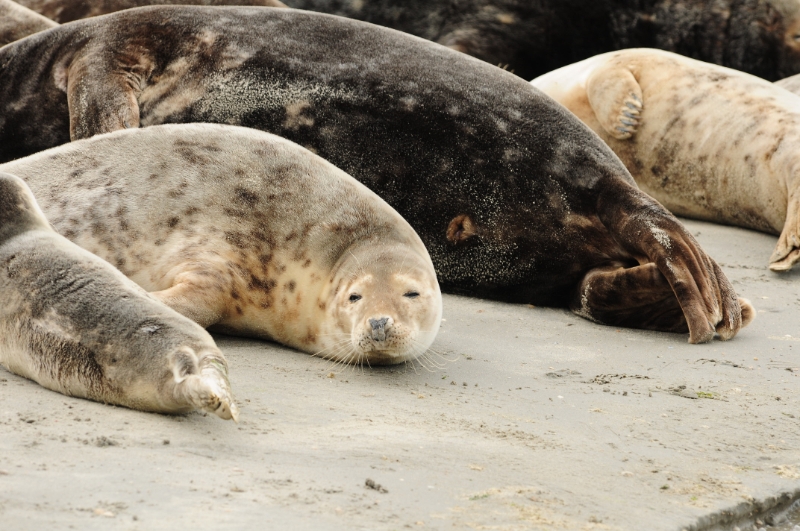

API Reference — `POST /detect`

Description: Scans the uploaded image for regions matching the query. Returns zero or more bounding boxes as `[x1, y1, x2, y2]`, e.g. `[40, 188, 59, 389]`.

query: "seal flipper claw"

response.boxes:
[586, 64, 643, 140]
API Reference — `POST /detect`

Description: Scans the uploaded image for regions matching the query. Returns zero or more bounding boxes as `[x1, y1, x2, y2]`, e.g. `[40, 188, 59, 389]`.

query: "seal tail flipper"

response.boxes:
[586, 63, 643, 140]
[769, 193, 800, 271]
[597, 180, 748, 343]
[170, 346, 239, 422]
[570, 263, 689, 333]
[65, 55, 145, 140]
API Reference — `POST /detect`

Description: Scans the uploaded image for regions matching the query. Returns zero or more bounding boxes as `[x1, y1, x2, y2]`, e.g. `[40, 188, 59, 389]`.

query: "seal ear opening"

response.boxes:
[446, 214, 478, 245]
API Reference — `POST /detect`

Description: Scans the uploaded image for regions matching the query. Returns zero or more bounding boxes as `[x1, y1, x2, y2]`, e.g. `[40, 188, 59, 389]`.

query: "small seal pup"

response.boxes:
[0, 7, 751, 342]
[532, 48, 800, 273]
[0, 172, 237, 419]
[0, 0, 57, 46]
[0, 124, 443, 365]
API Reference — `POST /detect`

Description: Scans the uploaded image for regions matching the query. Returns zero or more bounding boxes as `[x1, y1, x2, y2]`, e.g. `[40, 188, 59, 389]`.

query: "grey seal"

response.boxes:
[0, 172, 237, 419]
[0, 124, 443, 365]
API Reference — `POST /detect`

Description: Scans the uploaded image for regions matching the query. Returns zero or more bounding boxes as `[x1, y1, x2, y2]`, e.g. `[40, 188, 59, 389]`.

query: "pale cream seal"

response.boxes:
[533, 48, 800, 272]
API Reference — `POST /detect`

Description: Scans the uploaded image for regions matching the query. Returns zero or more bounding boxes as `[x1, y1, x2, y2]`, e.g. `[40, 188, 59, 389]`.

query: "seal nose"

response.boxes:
[369, 317, 390, 341]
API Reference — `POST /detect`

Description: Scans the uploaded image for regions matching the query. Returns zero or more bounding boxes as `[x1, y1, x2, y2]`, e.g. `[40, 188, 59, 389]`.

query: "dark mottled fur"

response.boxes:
[0, 7, 747, 341]
[0, 0, 57, 47]
[280, 0, 800, 81]
[16, 0, 284, 22]
[0, 173, 236, 416]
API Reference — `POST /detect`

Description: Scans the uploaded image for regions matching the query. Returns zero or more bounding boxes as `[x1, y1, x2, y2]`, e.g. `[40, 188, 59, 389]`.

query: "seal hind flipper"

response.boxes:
[66, 56, 145, 140]
[597, 180, 746, 343]
[769, 192, 800, 271]
[170, 346, 239, 421]
[571, 263, 688, 333]
[586, 63, 643, 140]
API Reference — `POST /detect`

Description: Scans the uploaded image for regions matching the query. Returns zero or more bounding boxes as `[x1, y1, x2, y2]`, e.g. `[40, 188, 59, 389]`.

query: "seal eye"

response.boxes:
[404, 291, 420, 299]
[349, 293, 362, 303]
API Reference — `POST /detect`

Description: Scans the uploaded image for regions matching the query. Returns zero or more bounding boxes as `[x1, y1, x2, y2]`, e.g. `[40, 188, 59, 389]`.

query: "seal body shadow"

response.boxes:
[0, 7, 751, 342]
[0, 173, 238, 419]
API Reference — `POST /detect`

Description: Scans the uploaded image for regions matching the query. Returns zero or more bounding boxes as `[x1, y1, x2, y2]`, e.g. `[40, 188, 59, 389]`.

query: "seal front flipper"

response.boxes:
[66, 55, 147, 140]
[586, 64, 643, 140]
[149, 267, 231, 328]
[769, 191, 800, 271]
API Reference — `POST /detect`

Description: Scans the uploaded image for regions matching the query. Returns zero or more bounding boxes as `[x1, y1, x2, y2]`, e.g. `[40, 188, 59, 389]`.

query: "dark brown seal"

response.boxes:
[0, 6, 752, 342]
[0, 0, 57, 47]
[270, 0, 800, 80]
[15, 0, 800, 80]
[16, 0, 284, 22]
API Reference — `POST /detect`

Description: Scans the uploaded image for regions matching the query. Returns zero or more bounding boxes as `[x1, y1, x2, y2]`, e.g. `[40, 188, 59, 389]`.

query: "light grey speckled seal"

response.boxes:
[533, 48, 800, 273]
[0, 0, 57, 46]
[0, 124, 443, 366]
[0, 172, 237, 419]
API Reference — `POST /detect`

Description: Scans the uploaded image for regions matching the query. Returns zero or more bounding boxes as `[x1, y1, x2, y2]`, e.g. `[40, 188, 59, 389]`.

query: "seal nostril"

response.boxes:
[369, 317, 389, 330]
[369, 317, 389, 341]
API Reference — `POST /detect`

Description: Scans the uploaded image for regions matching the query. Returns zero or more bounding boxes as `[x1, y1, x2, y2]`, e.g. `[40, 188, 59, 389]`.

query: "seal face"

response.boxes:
[0, 0, 57, 46]
[0, 124, 443, 365]
[0, 7, 750, 343]
[532, 48, 800, 273]
[0, 172, 237, 419]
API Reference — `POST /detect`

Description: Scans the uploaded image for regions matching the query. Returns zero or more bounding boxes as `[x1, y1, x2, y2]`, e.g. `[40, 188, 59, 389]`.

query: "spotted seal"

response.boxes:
[0, 172, 237, 419]
[0, 124, 443, 365]
[0, 0, 57, 46]
[0, 6, 751, 342]
[16, 0, 285, 22]
[532, 48, 800, 273]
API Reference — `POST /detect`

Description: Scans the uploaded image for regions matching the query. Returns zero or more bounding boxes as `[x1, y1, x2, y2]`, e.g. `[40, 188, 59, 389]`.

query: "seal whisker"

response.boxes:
[415, 342, 458, 363]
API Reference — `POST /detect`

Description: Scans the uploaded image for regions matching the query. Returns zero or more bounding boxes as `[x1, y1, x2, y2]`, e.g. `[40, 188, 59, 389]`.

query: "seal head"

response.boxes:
[325, 242, 442, 366]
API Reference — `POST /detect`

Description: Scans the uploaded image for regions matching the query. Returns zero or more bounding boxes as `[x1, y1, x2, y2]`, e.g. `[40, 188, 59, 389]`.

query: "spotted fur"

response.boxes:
[533, 48, 800, 274]
[0, 124, 443, 365]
